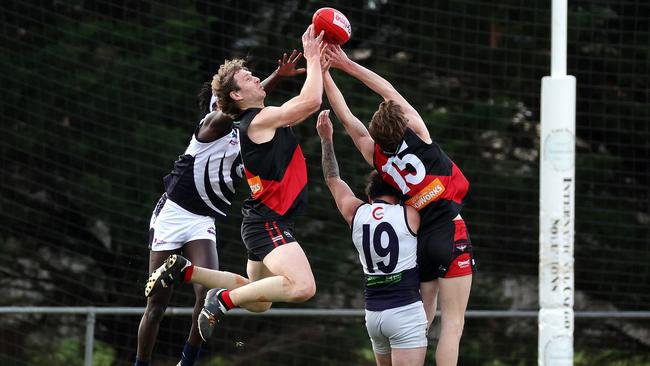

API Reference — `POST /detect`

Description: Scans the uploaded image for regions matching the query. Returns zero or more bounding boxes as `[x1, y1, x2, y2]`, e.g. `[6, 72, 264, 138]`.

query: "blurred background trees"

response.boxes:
[0, 1, 648, 365]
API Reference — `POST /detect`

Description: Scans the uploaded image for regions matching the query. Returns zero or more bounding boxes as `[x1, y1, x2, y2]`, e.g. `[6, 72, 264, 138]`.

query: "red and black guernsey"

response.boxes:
[236, 108, 308, 222]
[374, 128, 469, 232]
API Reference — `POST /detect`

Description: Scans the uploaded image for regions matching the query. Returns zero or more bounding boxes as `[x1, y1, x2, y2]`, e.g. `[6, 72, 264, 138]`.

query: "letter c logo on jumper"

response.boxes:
[372, 207, 384, 220]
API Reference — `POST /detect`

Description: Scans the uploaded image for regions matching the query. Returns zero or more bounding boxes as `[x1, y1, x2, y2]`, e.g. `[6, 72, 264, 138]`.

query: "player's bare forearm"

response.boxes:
[323, 75, 374, 164]
[261, 49, 306, 93]
[318, 111, 364, 225]
[321, 137, 340, 180]
[345, 61, 402, 102]
[261, 70, 281, 93]
[327, 46, 404, 107]
[344, 61, 429, 141]
[324, 72, 370, 140]
[201, 110, 235, 139]
[279, 25, 324, 123]
[271, 59, 323, 127]
[300, 56, 324, 106]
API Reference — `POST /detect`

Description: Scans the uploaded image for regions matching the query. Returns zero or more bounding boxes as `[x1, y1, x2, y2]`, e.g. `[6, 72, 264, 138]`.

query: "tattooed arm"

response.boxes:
[321, 135, 340, 180]
[317, 110, 364, 226]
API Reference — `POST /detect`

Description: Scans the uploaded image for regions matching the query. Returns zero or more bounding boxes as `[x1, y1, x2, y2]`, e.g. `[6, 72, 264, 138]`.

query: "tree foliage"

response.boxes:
[0, 0, 647, 364]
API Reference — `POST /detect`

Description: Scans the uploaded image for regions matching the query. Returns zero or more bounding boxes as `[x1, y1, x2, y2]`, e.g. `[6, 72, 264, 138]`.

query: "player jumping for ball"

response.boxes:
[323, 45, 477, 366]
[317, 109, 427, 366]
[137, 50, 306, 366]
[145, 25, 327, 341]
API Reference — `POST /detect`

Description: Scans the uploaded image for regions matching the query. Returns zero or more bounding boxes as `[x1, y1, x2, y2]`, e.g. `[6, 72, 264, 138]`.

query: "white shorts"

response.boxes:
[149, 196, 216, 251]
[365, 301, 428, 354]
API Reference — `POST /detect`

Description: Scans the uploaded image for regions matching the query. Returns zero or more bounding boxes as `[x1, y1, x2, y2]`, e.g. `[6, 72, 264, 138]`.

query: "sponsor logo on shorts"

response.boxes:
[372, 207, 384, 220]
[247, 175, 263, 196]
[153, 238, 167, 245]
[455, 244, 467, 251]
[405, 178, 445, 210]
[283, 231, 293, 238]
[207, 227, 216, 235]
[457, 259, 470, 268]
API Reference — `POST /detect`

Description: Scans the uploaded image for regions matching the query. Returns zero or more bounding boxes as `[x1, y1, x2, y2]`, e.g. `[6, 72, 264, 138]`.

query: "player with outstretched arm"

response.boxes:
[144, 25, 327, 342]
[136, 50, 305, 366]
[323, 44, 477, 366]
[317, 109, 427, 366]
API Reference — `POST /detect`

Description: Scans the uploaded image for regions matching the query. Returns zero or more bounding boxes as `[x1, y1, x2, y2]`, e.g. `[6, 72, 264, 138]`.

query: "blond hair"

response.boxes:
[211, 58, 247, 117]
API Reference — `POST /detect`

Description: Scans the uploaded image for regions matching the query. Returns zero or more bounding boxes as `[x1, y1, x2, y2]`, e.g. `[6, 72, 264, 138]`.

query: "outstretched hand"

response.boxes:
[302, 25, 325, 61]
[316, 109, 333, 140]
[320, 54, 332, 73]
[325, 44, 351, 70]
[276, 49, 306, 77]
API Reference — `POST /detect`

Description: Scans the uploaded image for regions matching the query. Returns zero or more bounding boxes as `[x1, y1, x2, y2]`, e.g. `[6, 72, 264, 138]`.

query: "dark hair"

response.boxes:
[197, 81, 213, 114]
[212, 58, 247, 117]
[368, 100, 408, 154]
[365, 171, 401, 201]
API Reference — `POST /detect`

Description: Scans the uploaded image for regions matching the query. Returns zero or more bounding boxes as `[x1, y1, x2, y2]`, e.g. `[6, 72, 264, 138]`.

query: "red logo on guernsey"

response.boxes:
[372, 207, 384, 220]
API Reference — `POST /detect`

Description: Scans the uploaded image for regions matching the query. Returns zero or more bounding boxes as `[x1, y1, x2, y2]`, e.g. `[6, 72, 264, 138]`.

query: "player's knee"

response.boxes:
[144, 304, 167, 323]
[234, 274, 251, 288]
[441, 317, 465, 338]
[290, 280, 316, 303]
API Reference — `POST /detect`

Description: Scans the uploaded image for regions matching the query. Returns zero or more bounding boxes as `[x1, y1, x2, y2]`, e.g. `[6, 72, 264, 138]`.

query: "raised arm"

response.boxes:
[260, 49, 306, 93]
[317, 110, 364, 226]
[196, 110, 235, 141]
[323, 71, 374, 166]
[327, 45, 432, 144]
[199, 50, 306, 141]
[252, 26, 325, 131]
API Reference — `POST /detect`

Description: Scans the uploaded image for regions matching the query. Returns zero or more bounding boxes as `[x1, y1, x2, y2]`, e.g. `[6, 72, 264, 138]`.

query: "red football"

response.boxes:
[312, 7, 352, 45]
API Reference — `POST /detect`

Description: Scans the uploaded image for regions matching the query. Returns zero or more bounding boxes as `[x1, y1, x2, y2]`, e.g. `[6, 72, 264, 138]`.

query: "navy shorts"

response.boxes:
[417, 219, 477, 281]
[241, 219, 297, 261]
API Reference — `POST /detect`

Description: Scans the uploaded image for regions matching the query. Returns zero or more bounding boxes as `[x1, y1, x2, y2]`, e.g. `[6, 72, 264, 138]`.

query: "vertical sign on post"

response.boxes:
[539, 0, 576, 365]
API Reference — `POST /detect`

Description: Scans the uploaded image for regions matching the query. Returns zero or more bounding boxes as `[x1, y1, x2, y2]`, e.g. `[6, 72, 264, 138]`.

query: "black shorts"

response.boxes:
[241, 219, 297, 261]
[417, 219, 477, 281]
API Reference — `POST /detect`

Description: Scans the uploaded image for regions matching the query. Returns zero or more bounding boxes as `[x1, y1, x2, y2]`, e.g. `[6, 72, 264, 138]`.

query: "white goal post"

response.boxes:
[539, 0, 576, 365]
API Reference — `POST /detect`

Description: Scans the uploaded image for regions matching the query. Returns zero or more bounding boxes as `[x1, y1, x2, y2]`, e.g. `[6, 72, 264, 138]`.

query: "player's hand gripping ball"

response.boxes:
[312, 7, 352, 45]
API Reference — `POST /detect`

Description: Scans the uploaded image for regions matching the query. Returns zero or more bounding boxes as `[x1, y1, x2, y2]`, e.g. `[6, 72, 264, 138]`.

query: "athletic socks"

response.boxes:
[135, 341, 201, 366]
[217, 289, 235, 312]
[179, 341, 201, 366]
[182, 264, 194, 282]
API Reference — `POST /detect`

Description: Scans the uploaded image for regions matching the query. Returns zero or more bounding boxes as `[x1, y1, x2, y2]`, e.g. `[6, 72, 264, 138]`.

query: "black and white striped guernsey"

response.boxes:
[163, 122, 243, 219]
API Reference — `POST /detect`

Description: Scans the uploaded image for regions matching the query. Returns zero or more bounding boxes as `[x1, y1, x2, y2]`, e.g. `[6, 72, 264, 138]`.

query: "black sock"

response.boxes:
[179, 341, 201, 366]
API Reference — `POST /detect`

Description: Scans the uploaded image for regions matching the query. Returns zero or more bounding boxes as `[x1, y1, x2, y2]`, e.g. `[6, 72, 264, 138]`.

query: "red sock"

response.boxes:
[219, 290, 235, 310]
[183, 265, 194, 282]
